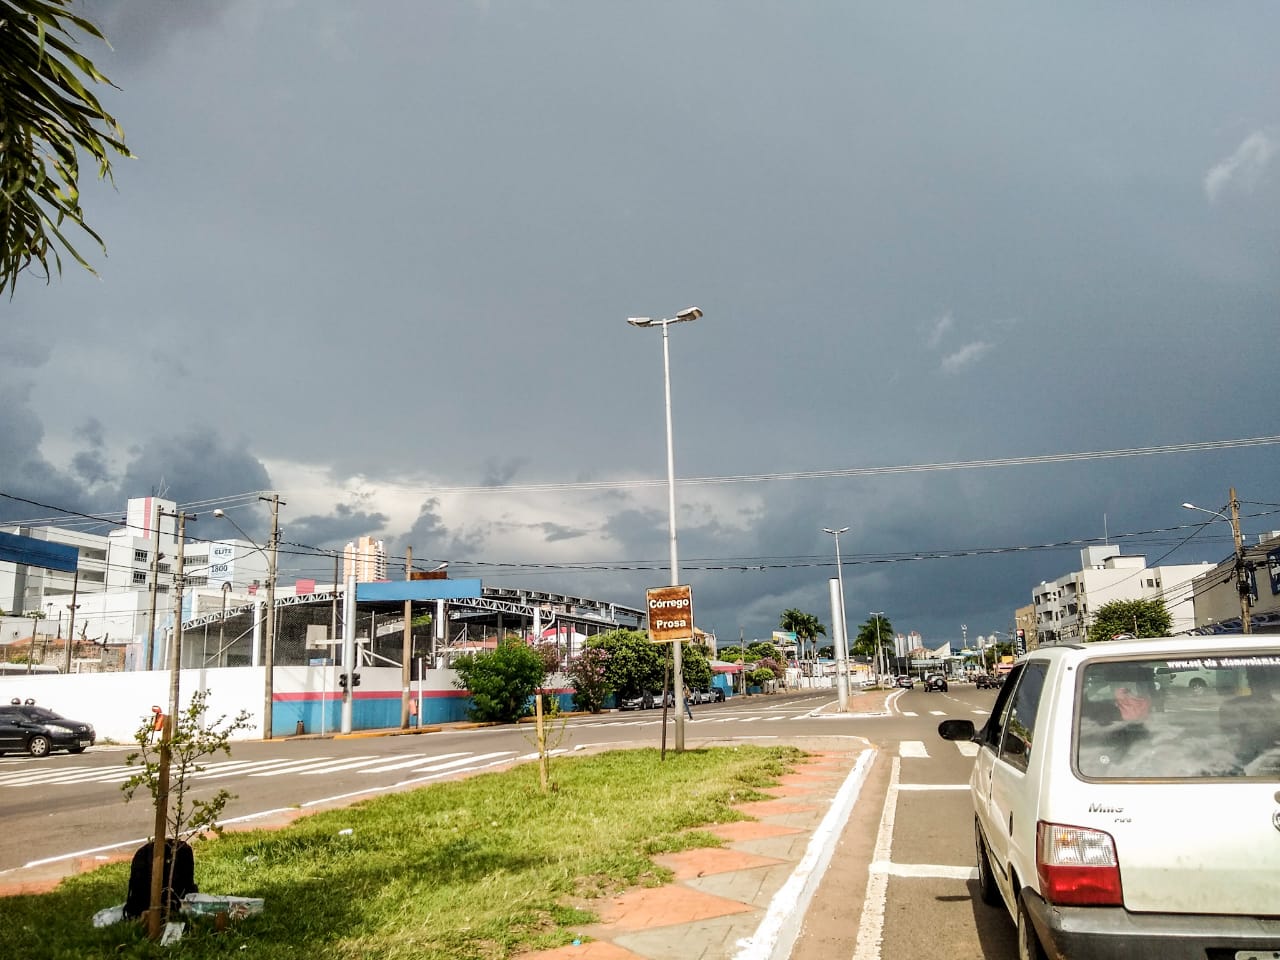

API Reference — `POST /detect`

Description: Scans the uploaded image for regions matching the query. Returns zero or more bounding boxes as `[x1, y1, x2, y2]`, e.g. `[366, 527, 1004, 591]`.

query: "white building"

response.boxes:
[1, 496, 269, 654]
[1032, 545, 1212, 642]
[344, 536, 387, 582]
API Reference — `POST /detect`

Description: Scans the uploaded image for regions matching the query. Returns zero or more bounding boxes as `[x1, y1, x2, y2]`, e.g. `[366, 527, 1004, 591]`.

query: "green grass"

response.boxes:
[3, 745, 806, 959]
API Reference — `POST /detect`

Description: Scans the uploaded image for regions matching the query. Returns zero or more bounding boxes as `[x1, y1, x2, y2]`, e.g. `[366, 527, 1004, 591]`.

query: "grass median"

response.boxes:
[3, 744, 807, 959]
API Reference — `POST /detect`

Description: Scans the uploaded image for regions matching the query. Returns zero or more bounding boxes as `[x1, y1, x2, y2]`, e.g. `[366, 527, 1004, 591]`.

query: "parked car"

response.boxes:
[923, 674, 948, 692]
[938, 634, 1280, 959]
[619, 692, 656, 710]
[895, 675, 915, 689]
[0, 699, 96, 757]
[974, 673, 1001, 690]
[692, 687, 725, 704]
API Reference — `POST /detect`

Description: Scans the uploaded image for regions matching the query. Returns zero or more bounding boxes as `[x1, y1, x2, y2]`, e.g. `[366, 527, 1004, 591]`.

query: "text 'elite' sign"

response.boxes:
[645, 585, 695, 643]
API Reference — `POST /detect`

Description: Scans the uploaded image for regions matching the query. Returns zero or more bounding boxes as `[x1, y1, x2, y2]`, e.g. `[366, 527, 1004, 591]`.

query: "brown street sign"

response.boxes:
[645, 585, 695, 643]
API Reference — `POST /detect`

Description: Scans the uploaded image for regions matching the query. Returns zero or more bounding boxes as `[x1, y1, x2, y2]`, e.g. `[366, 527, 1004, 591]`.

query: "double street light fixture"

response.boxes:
[1182, 490, 1251, 634]
[627, 306, 701, 753]
[213, 499, 283, 738]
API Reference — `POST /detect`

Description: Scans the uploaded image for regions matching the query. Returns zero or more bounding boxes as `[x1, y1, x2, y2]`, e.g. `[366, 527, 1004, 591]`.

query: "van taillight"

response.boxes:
[1036, 821, 1123, 906]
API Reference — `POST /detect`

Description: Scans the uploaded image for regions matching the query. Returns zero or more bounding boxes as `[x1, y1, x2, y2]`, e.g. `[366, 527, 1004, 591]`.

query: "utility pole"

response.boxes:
[147, 508, 194, 940]
[1229, 487, 1252, 635]
[64, 572, 79, 674]
[259, 494, 284, 739]
[402, 547, 412, 729]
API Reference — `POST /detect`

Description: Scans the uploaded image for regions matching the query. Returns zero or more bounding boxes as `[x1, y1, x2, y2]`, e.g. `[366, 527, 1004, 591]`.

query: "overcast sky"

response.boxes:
[5, 1, 1279, 647]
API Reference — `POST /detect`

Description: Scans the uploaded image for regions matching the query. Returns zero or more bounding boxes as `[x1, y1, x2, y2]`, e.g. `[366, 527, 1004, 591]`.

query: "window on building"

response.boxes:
[134, 549, 148, 563]
[157, 584, 169, 594]
[157, 563, 171, 574]
[133, 572, 147, 584]
[187, 576, 208, 587]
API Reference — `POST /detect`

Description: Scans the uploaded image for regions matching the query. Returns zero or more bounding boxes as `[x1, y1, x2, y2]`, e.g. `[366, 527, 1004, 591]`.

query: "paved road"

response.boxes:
[0, 686, 1021, 958]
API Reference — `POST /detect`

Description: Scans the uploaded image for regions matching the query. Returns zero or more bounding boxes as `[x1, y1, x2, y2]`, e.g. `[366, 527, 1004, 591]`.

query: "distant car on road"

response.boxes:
[895, 675, 916, 689]
[923, 674, 949, 692]
[975, 674, 1001, 690]
[0, 700, 96, 757]
[692, 687, 725, 704]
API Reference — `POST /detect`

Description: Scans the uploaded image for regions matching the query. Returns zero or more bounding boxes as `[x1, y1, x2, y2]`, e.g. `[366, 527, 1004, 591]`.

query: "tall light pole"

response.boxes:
[627, 306, 701, 753]
[870, 611, 886, 682]
[214, 497, 285, 739]
[823, 527, 850, 710]
[1183, 490, 1250, 634]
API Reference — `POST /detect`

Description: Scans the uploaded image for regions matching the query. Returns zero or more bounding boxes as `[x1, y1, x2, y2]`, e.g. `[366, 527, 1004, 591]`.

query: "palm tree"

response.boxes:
[1, 0, 130, 295]
[779, 609, 826, 666]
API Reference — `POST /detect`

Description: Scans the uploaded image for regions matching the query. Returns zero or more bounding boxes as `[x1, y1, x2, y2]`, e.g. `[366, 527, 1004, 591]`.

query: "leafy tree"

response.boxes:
[586, 629, 664, 700]
[746, 666, 775, 687]
[747, 640, 782, 662]
[854, 614, 895, 659]
[681, 643, 713, 691]
[717, 644, 747, 662]
[121, 690, 254, 843]
[779, 609, 825, 658]
[1, 0, 131, 295]
[1087, 598, 1172, 643]
[817, 645, 833, 659]
[452, 638, 548, 722]
[567, 645, 611, 713]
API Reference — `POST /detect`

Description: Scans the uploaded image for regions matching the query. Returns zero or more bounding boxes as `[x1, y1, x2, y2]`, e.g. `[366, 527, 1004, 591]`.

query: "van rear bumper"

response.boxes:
[1023, 887, 1280, 960]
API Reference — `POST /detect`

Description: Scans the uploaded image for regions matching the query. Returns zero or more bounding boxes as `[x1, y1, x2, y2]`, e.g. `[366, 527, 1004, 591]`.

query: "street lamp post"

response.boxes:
[627, 306, 701, 753]
[823, 527, 850, 710]
[871, 611, 886, 683]
[1183, 490, 1251, 634]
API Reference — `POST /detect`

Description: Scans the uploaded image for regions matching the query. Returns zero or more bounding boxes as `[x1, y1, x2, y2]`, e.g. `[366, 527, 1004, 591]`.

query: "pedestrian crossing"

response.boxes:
[0, 749, 561, 790]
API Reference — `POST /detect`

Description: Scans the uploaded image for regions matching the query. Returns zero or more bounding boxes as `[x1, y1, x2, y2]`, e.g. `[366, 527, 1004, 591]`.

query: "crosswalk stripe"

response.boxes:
[358, 752, 469, 774]
[928, 710, 946, 716]
[251, 756, 377, 777]
[900, 711, 918, 717]
[409, 751, 514, 773]
[899, 741, 929, 758]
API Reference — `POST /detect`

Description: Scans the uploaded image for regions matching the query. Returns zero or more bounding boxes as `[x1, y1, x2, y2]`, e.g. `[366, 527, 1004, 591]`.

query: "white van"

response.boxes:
[939, 635, 1280, 959]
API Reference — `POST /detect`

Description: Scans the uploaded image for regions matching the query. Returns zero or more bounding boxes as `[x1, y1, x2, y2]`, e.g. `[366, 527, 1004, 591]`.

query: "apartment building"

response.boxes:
[1032, 545, 1212, 643]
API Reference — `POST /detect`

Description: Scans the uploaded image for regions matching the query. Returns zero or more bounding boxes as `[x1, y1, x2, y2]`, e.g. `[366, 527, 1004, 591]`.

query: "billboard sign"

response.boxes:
[208, 542, 235, 587]
[645, 585, 695, 643]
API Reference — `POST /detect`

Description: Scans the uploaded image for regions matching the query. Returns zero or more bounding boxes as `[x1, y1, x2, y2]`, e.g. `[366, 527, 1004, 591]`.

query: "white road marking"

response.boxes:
[898, 741, 929, 759]
[899, 711, 918, 718]
[928, 710, 946, 716]
[897, 783, 969, 792]
[357, 752, 469, 773]
[409, 751, 514, 773]
[733, 748, 876, 960]
[853, 755, 900, 960]
[870, 861, 978, 880]
[251, 756, 377, 777]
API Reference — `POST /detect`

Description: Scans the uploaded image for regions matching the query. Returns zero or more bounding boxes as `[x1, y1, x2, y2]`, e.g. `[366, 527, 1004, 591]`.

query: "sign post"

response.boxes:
[646, 585, 694, 755]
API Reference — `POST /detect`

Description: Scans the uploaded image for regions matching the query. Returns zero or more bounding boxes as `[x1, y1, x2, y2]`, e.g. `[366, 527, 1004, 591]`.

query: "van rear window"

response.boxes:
[1076, 654, 1280, 780]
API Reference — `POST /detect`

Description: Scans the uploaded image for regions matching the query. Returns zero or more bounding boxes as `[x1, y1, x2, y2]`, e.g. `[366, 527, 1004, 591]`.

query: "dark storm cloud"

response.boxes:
[77, 0, 236, 65]
[0, 383, 97, 524]
[116, 427, 271, 510]
[285, 503, 390, 553]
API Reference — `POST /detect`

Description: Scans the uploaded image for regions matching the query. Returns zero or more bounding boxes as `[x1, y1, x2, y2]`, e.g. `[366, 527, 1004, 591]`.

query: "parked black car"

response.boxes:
[923, 674, 949, 692]
[0, 700, 96, 757]
[974, 673, 1002, 690]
